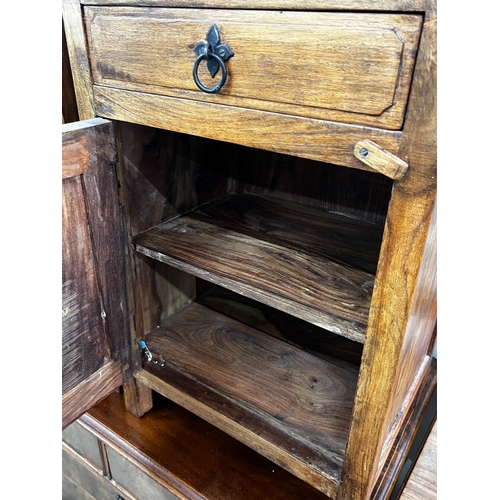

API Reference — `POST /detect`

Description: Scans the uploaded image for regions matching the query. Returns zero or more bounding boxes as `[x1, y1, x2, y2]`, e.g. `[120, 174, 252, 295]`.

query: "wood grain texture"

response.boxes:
[62, 174, 109, 395]
[93, 86, 403, 170]
[81, 119, 134, 380]
[354, 139, 409, 180]
[63, 361, 123, 429]
[337, 3, 437, 498]
[62, 118, 131, 428]
[400, 421, 437, 500]
[85, 8, 421, 130]
[81, 0, 431, 14]
[83, 391, 331, 500]
[115, 122, 230, 339]
[197, 286, 363, 372]
[62, 128, 89, 179]
[62, 20, 79, 124]
[62, 0, 95, 119]
[137, 300, 358, 496]
[370, 358, 436, 500]
[123, 377, 153, 418]
[134, 193, 381, 342]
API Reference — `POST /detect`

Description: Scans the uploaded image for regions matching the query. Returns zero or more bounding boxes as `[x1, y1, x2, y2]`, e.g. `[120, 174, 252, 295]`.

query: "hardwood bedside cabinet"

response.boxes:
[62, 1, 436, 499]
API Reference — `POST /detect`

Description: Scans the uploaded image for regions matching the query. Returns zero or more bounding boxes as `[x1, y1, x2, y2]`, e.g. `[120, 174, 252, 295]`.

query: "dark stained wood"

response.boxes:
[63, 361, 123, 429]
[197, 286, 363, 372]
[83, 391, 331, 500]
[122, 377, 153, 418]
[115, 122, 231, 335]
[81, 119, 134, 380]
[231, 146, 393, 228]
[92, 86, 403, 171]
[62, 118, 131, 428]
[136, 300, 358, 497]
[134, 193, 381, 343]
[62, 20, 79, 124]
[62, 174, 109, 395]
[85, 8, 421, 130]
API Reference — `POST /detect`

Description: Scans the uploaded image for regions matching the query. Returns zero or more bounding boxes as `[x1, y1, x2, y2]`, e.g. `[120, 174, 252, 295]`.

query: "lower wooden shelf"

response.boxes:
[136, 291, 360, 497]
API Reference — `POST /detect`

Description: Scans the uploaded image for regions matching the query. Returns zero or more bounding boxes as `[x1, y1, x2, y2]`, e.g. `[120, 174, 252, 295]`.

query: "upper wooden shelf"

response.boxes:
[133, 193, 384, 343]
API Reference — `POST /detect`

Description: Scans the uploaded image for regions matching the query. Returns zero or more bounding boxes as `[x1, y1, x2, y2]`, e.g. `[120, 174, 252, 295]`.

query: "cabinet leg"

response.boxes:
[123, 377, 153, 417]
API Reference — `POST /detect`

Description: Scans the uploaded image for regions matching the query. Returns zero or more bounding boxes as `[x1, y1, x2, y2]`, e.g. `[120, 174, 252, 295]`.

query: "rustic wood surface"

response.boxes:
[80, 119, 134, 380]
[83, 390, 331, 500]
[115, 123, 236, 414]
[337, 2, 437, 498]
[197, 286, 363, 372]
[62, 177, 110, 393]
[137, 299, 358, 497]
[62, 118, 131, 427]
[62, 20, 79, 124]
[92, 86, 402, 171]
[370, 359, 436, 500]
[115, 122, 231, 338]
[354, 140, 409, 180]
[134, 193, 380, 343]
[63, 361, 123, 429]
[62, 0, 437, 497]
[85, 8, 421, 130]
[400, 421, 437, 500]
[62, 173, 110, 395]
[122, 377, 153, 418]
[62, 128, 89, 178]
[62, 0, 95, 119]
[81, 0, 431, 9]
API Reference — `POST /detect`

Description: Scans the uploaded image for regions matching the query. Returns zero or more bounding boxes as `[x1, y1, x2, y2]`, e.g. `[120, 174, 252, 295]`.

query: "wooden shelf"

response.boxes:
[135, 295, 359, 497]
[134, 193, 383, 343]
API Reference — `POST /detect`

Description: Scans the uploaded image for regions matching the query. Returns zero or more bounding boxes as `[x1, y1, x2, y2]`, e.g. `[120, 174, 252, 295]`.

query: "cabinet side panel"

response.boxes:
[376, 204, 436, 474]
[337, 4, 436, 499]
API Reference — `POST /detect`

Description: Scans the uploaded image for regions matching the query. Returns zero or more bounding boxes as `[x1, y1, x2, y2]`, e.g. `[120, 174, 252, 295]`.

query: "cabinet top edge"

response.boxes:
[77, 0, 434, 14]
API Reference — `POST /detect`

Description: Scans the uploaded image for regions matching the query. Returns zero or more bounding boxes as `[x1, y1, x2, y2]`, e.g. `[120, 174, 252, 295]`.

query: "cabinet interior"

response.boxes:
[118, 120, 393, 489]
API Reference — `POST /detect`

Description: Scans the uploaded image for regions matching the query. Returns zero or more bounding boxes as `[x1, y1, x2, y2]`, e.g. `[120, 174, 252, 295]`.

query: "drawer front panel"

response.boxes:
[85, 8, 422, 129]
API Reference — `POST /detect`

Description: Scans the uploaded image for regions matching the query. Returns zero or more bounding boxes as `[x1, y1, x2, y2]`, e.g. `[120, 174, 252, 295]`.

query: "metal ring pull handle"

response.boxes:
[192, 52, 228, 94]
[192, 24, 234, 94]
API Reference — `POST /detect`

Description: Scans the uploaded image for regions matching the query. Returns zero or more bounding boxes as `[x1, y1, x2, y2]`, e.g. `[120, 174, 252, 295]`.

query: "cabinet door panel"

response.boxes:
[62, 118, 129, 429]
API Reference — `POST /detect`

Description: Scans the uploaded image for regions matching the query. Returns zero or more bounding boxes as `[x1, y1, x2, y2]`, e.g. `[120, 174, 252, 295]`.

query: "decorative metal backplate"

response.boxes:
[193, 24, 234, 93]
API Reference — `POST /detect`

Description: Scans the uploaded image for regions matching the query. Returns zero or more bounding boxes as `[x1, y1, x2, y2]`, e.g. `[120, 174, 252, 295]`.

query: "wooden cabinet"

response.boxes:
[62, 1, 436, 499]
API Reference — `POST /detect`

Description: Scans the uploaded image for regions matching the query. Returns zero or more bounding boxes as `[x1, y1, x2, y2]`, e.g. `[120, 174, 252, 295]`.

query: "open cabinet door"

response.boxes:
[62, 118, 131, 429]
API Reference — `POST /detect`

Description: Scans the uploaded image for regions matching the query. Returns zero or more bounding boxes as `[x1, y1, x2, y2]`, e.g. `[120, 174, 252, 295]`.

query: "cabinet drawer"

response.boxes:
[85, 8, 422, 130]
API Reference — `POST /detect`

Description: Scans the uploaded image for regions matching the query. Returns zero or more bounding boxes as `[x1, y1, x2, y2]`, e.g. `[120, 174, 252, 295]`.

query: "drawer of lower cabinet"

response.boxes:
[84, 7, 422, 130]
[106, 446, 179, 500]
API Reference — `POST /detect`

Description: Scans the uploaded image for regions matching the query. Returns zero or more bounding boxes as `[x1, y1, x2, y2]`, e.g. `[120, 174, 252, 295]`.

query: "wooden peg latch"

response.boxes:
[354, 140, 408, 180]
